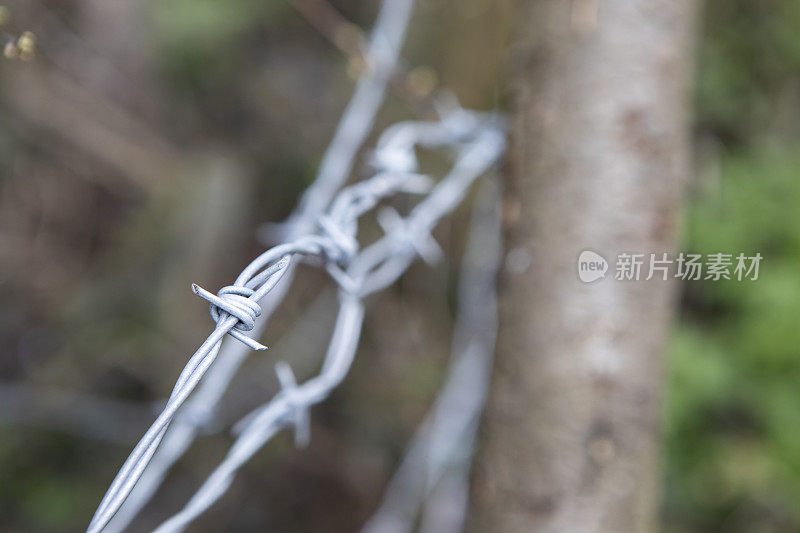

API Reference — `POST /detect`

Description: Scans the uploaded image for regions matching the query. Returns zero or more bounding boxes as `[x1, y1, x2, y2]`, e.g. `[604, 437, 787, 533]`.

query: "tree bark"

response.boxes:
[470, 1, 697, 532]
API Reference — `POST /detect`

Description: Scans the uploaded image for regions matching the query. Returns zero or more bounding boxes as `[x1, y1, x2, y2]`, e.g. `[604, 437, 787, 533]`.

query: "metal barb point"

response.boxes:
[275, 362, 311, 448]
[191, 283, 268, 351]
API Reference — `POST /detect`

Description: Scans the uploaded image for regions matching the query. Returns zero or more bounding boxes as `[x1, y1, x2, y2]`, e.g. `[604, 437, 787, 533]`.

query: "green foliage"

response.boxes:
[666, 147, 800, 531]
[149, 0, 286, 94]
[666, 1, 800, 529]
[698, 0, 800, 145]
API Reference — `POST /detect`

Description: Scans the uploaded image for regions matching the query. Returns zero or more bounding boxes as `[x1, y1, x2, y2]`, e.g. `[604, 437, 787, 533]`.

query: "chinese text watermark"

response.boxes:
[577, 251, 762, 283]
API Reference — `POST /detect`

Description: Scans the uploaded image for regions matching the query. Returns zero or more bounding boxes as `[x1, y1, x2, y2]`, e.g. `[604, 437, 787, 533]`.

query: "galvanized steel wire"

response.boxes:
[86, 0, 508, 529]
[151, 109, 504, 533]
[362, 176, 502, 533]
[88, 108, 504, 532]
[96, 0, 414, 529]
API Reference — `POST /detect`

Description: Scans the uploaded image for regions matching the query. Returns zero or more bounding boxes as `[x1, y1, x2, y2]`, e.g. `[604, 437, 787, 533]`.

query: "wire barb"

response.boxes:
[275, 361, 311, 448]
[376, 206, 443, 265]
[191, 284, 267, 351]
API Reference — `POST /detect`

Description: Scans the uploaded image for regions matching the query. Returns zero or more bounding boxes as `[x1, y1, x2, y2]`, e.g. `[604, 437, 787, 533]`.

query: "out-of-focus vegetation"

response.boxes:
[666, 1, 800, 531]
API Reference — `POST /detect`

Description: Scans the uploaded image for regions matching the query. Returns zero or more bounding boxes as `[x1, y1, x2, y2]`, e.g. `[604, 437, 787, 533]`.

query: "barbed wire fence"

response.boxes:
[100, 0, 415, 530]
[84, 1, 507, 531]
[146, 110, 504, 533]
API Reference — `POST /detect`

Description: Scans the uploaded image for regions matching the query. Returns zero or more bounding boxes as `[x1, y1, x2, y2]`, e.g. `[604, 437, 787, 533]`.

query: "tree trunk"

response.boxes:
[470, 1, 697, 532]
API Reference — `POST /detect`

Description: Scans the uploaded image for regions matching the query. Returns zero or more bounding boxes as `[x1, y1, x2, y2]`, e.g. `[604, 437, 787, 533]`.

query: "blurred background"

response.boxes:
[0, 0, 797, 531]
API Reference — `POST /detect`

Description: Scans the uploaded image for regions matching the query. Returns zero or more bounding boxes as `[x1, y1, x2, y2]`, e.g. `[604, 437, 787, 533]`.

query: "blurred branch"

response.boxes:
[287, 0, 365, 61]
[285, 0, 438, 108]
[14, 0, 135, 82]
[3, 63, 180, 194]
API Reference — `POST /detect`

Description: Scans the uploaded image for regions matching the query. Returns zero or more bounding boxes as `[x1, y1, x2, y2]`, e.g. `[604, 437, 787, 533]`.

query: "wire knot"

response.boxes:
[317, 215, 359, 266]
[191, 284, 268, 351]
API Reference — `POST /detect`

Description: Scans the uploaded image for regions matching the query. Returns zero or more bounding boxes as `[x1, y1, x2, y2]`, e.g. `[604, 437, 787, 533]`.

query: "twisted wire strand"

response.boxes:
[280, 0, 416, 237]
[151, 112, 505, 533]
[89, 104, 502, 532]
[87, 259, 291, 533]
[100, 1, 416, 530]
[361, 177, 502, 533]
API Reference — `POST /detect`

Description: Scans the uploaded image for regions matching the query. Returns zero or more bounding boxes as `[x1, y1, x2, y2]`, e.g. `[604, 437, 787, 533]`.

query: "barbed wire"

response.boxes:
[84, 0, 510, 529]
[279, 0, 417, 238]
[362, 176, 502, 533]
[150, 109, 504, 533]
[100, 0, 415, 530]
[87, 259, 291, 533]
[88, 107, 504, 532]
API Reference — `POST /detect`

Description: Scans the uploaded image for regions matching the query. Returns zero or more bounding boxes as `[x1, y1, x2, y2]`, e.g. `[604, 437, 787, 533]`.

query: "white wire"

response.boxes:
[101, 1, 415, 530]
[89, 107, 504, 532]
[361, 177, 502, 533]
[151, 113, 504, 533]
[281, 0, 416, 237]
